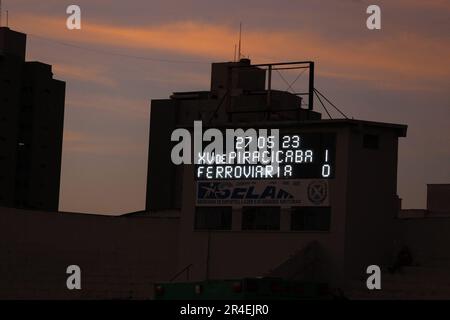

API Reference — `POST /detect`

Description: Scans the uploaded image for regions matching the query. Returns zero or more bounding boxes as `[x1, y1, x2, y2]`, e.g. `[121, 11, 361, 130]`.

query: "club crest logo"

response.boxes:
[307, 180, 328, 205]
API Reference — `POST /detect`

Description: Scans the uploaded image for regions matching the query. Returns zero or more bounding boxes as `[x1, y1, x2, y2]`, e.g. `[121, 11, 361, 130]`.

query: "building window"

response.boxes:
[242, 207, 280, 230]
[195, 207, 232, 230]
[363, 134, 379, 149]
[291, 207, 331, 231]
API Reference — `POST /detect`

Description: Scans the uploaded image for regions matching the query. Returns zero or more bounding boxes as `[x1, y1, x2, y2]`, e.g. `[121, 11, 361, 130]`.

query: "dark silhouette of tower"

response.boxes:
[0, 27, 65, 211]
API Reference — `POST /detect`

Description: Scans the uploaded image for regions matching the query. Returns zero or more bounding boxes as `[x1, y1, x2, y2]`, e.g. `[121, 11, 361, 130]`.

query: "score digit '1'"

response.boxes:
[322, 149, 331, 177]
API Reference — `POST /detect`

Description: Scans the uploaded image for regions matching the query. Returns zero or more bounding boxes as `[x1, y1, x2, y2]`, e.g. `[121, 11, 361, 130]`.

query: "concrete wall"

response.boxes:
[175, 123, 405, 289]
[0, 207, 179, 299]
[181, 230, 337, 281]
[0, 27, 27, 59]
[0, 53, 23, 207]
[427, 184, 450, 213]
[396, 217, 450, 266]
[146, 99, 178, 210]
[344, 128, 400, 282]
[0, 48, 65, 212]
[176, 126, 351, 286]
[20, 62, 65, 211]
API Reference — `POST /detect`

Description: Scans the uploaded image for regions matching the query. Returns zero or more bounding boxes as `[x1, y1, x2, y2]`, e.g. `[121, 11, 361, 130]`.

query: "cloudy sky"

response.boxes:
[4, 0, 449, 214]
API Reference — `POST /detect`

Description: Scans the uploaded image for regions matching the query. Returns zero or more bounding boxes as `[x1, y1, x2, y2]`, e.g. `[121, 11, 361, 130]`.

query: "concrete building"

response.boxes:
[146, 59, 408, 289]
[348, 185, 450, 299]
[7, 52, 450, 299]
[399, 184, 450, 218]
[3, 185, 450, 299]
[0, 27, 65, 211]
[0, 207, 178, 299]
[147, 59, 321, 211]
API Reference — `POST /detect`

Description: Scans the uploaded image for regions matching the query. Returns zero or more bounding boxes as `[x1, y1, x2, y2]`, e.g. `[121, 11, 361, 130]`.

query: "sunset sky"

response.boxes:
[4, 0, 449, 214]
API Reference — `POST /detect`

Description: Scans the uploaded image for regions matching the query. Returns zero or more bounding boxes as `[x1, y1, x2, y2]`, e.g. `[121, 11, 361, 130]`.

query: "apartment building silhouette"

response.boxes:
[0, 27, 65, 211]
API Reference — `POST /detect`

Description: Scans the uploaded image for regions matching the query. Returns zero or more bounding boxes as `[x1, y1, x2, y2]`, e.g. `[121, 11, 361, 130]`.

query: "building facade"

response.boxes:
[146, 59, 407, 287]
[3, 52, 432, 298]
[0, 27, 65, 211]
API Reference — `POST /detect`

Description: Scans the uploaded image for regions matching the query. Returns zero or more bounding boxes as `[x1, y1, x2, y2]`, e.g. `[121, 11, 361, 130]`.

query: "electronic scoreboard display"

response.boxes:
[195, 132, 336, 180]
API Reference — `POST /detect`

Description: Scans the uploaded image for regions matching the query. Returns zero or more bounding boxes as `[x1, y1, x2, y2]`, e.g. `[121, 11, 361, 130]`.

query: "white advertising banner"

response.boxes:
[196, 179, 329, 207]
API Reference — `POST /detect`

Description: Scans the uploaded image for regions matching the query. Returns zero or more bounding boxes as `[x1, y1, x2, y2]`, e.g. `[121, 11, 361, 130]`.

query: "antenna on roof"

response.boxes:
[6, 10, 8, 27]
[233, 44, 237, 62]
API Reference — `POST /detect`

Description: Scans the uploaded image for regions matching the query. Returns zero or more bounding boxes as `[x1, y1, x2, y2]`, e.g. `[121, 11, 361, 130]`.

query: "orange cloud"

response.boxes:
[13, 14, 450, 92]
[53, 63, 117, 87]
[63, 129, 146, 156]
[65, 94, 149, 119]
